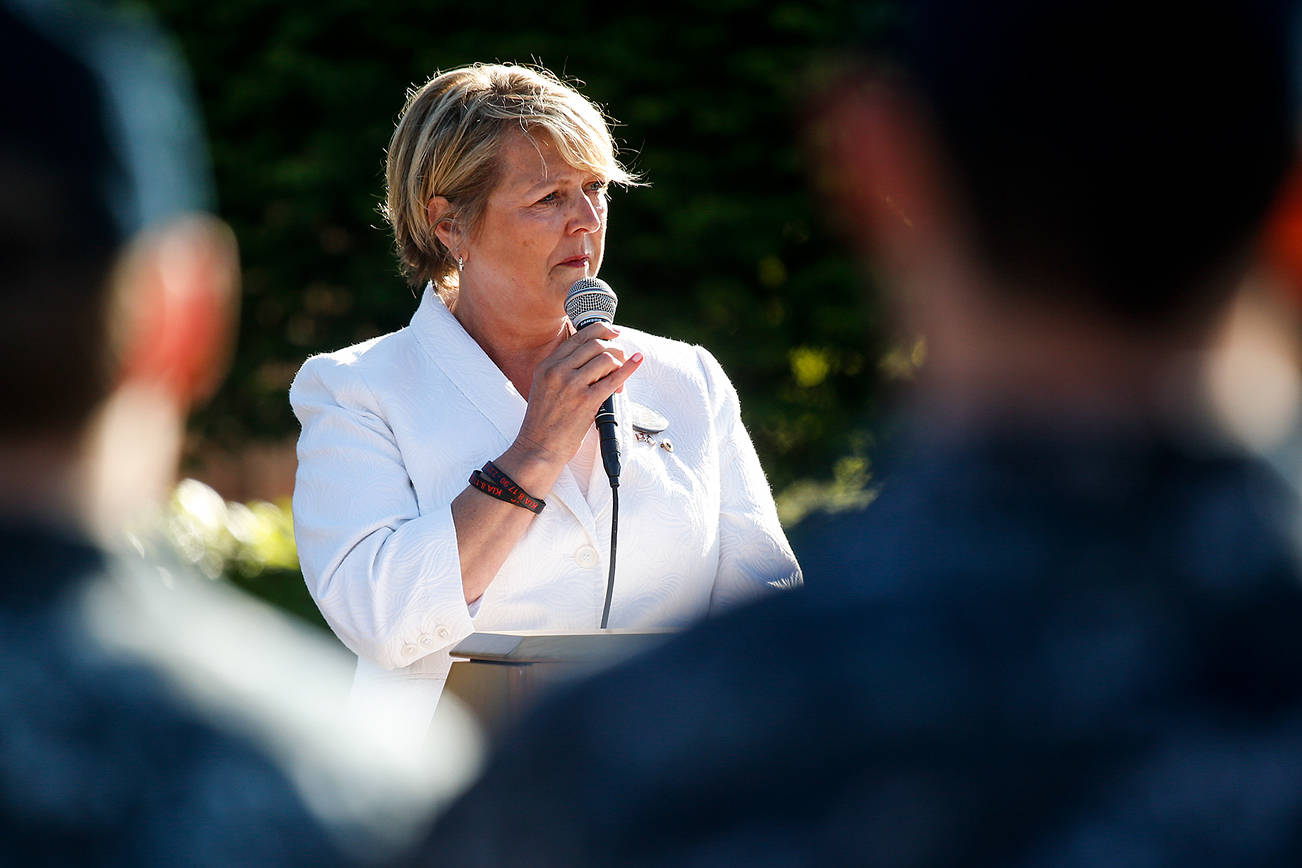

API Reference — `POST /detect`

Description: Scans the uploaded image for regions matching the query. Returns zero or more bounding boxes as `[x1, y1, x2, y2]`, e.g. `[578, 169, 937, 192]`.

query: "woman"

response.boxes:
[291, 63, 800, 736]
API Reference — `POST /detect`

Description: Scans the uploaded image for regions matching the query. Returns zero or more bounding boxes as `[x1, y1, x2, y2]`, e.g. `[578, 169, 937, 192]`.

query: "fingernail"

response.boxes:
[631, 352, 643, 363]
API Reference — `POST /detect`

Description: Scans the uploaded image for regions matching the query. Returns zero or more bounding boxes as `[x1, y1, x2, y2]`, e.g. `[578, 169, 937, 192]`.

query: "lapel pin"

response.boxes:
[629, 400, 670, 436]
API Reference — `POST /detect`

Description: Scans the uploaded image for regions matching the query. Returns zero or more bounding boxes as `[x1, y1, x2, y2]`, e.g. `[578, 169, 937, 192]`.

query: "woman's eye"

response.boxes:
[587, 181, 609, 195]
[537, 192, 559, 205]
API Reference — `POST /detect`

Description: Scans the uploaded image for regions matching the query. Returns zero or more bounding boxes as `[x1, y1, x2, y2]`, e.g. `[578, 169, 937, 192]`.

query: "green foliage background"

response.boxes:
[139, 0, 893, 501]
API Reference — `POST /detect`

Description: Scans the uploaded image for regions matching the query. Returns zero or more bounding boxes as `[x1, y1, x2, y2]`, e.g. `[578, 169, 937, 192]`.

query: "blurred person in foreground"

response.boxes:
[422, 1, 1302, 864]
[290, 63, 800, 740]
[0, 2, 479, 864]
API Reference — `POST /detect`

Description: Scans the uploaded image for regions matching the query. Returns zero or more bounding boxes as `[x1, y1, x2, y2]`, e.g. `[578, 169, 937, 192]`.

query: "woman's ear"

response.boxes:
[113, 215, 240, 409]
[427, 196, 459, 252]
[812, 72, 956, 279]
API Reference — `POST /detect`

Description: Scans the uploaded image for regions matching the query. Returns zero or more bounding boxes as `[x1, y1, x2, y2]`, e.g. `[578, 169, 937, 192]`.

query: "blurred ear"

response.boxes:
[113, 215, 239, 409]
[813, 73, 955, 279]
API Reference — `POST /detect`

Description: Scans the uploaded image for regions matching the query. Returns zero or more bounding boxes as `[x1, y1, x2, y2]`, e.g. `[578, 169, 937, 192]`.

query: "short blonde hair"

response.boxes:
[383, 63, 637, 297]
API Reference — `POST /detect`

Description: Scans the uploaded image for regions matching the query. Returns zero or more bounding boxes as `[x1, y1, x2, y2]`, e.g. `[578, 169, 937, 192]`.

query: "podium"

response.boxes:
[446, 629, 674, 736]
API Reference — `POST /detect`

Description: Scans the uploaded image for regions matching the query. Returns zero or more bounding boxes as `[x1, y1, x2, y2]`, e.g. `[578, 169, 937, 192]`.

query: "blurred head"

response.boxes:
[0, 11, 115, 441]
[0, 0, 237, 524]
[383, 63, 636, 301]
[828, 0, 1298, 332]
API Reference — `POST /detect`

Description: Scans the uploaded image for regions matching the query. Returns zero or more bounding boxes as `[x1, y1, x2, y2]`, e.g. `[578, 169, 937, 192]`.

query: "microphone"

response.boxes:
[565, 277, 621, 486]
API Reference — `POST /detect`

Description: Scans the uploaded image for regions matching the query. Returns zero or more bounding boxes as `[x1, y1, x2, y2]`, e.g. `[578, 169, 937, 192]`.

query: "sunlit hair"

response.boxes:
[383, 63, 637, 299]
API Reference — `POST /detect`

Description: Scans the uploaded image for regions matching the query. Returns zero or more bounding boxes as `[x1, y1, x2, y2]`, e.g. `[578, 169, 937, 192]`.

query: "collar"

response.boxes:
[0, 519, 104, 608]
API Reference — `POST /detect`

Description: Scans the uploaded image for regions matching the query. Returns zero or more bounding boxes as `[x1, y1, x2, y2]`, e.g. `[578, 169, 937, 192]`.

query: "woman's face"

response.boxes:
[462, 129, 608, 318]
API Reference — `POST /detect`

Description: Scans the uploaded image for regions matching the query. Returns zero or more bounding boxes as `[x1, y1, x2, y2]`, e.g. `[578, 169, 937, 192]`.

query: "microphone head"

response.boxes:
[565, 277, 618, 330]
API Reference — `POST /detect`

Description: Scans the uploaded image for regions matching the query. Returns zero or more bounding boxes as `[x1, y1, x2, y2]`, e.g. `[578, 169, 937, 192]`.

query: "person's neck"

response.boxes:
[0, 435, 94, 537]
[915, 290, 1218, 431]
[450, 287, 570, 397]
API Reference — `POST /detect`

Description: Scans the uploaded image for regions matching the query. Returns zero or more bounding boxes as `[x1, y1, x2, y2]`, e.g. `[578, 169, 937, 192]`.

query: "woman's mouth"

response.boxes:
[558, 255, 590, 268]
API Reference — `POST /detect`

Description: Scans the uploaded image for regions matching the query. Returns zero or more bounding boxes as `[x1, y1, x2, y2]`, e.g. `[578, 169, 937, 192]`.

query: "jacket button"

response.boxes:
[401, 642, 418, 658]
[436, 625, 451, 641]
[419, 634, 434, 649]
[575, 545, 598, 568]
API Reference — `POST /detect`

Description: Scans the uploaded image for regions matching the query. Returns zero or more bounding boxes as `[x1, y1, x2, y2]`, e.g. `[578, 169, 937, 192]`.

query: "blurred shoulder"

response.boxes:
[429, 586, 842, 863]
[0, 531, 416, 864]
[70, 552, 481, 857]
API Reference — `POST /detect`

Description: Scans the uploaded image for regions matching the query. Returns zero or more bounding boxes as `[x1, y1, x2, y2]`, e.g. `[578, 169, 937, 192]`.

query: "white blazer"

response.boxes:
[291, 287, 800, 733]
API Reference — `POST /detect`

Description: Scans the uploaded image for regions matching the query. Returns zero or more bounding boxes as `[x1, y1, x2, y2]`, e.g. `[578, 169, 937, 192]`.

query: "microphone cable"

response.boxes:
[595, 390, 620, 628]
[601, 484, 618, 629]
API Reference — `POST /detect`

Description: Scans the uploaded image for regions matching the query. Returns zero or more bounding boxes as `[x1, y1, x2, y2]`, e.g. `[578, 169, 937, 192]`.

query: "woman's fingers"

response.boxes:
[534, 349, 632, 405]
[574, 321, 619, 341]
[520, 324, 642, 444]
[598, 351, 643, 396]
[552, 322, 619, 363]
[571, 342, 628, 382]
[541, 323, 630, 383]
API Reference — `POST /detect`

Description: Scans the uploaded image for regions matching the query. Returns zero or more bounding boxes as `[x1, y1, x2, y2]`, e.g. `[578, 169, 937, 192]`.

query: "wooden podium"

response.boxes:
[445, 629, 674, 736]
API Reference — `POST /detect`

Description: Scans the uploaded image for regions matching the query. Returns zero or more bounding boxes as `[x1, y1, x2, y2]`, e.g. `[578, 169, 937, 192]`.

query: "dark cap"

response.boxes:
[0, 0, 215, 439]
[864, 0, 1300, 324]
[1, 0, 212, 252]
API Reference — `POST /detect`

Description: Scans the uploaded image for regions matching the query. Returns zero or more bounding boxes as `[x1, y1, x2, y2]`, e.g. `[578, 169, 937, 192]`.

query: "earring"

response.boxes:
[456, 255, 464, 272]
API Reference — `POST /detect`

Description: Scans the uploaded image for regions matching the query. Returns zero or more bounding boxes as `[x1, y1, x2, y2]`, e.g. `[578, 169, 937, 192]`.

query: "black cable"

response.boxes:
[600, 484, 618, 629]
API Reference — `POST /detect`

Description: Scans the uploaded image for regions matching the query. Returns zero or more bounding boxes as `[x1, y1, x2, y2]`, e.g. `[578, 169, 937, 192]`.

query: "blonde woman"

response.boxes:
[290, 64, 800, 736]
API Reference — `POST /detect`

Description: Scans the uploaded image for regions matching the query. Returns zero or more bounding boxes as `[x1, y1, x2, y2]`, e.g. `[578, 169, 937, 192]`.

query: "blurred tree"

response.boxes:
[139, 0, 892, 495]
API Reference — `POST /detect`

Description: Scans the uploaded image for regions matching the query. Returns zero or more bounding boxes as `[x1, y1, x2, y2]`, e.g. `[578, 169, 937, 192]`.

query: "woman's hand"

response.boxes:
[452, 322, 642, 604]
[511, 322, 644, 467]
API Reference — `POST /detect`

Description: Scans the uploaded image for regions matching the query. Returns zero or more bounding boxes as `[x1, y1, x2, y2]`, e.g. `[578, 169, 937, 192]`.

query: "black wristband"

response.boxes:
[467, 460, 545, 514]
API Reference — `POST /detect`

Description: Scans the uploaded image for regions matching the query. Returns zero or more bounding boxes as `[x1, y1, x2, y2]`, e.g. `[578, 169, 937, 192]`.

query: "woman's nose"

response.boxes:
[569, 193, 602, 234]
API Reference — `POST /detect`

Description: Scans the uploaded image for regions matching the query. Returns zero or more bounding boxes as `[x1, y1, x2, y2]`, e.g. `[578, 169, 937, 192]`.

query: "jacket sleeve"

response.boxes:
[289, 355, 476, 670]
[694, 347, 803, 613]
